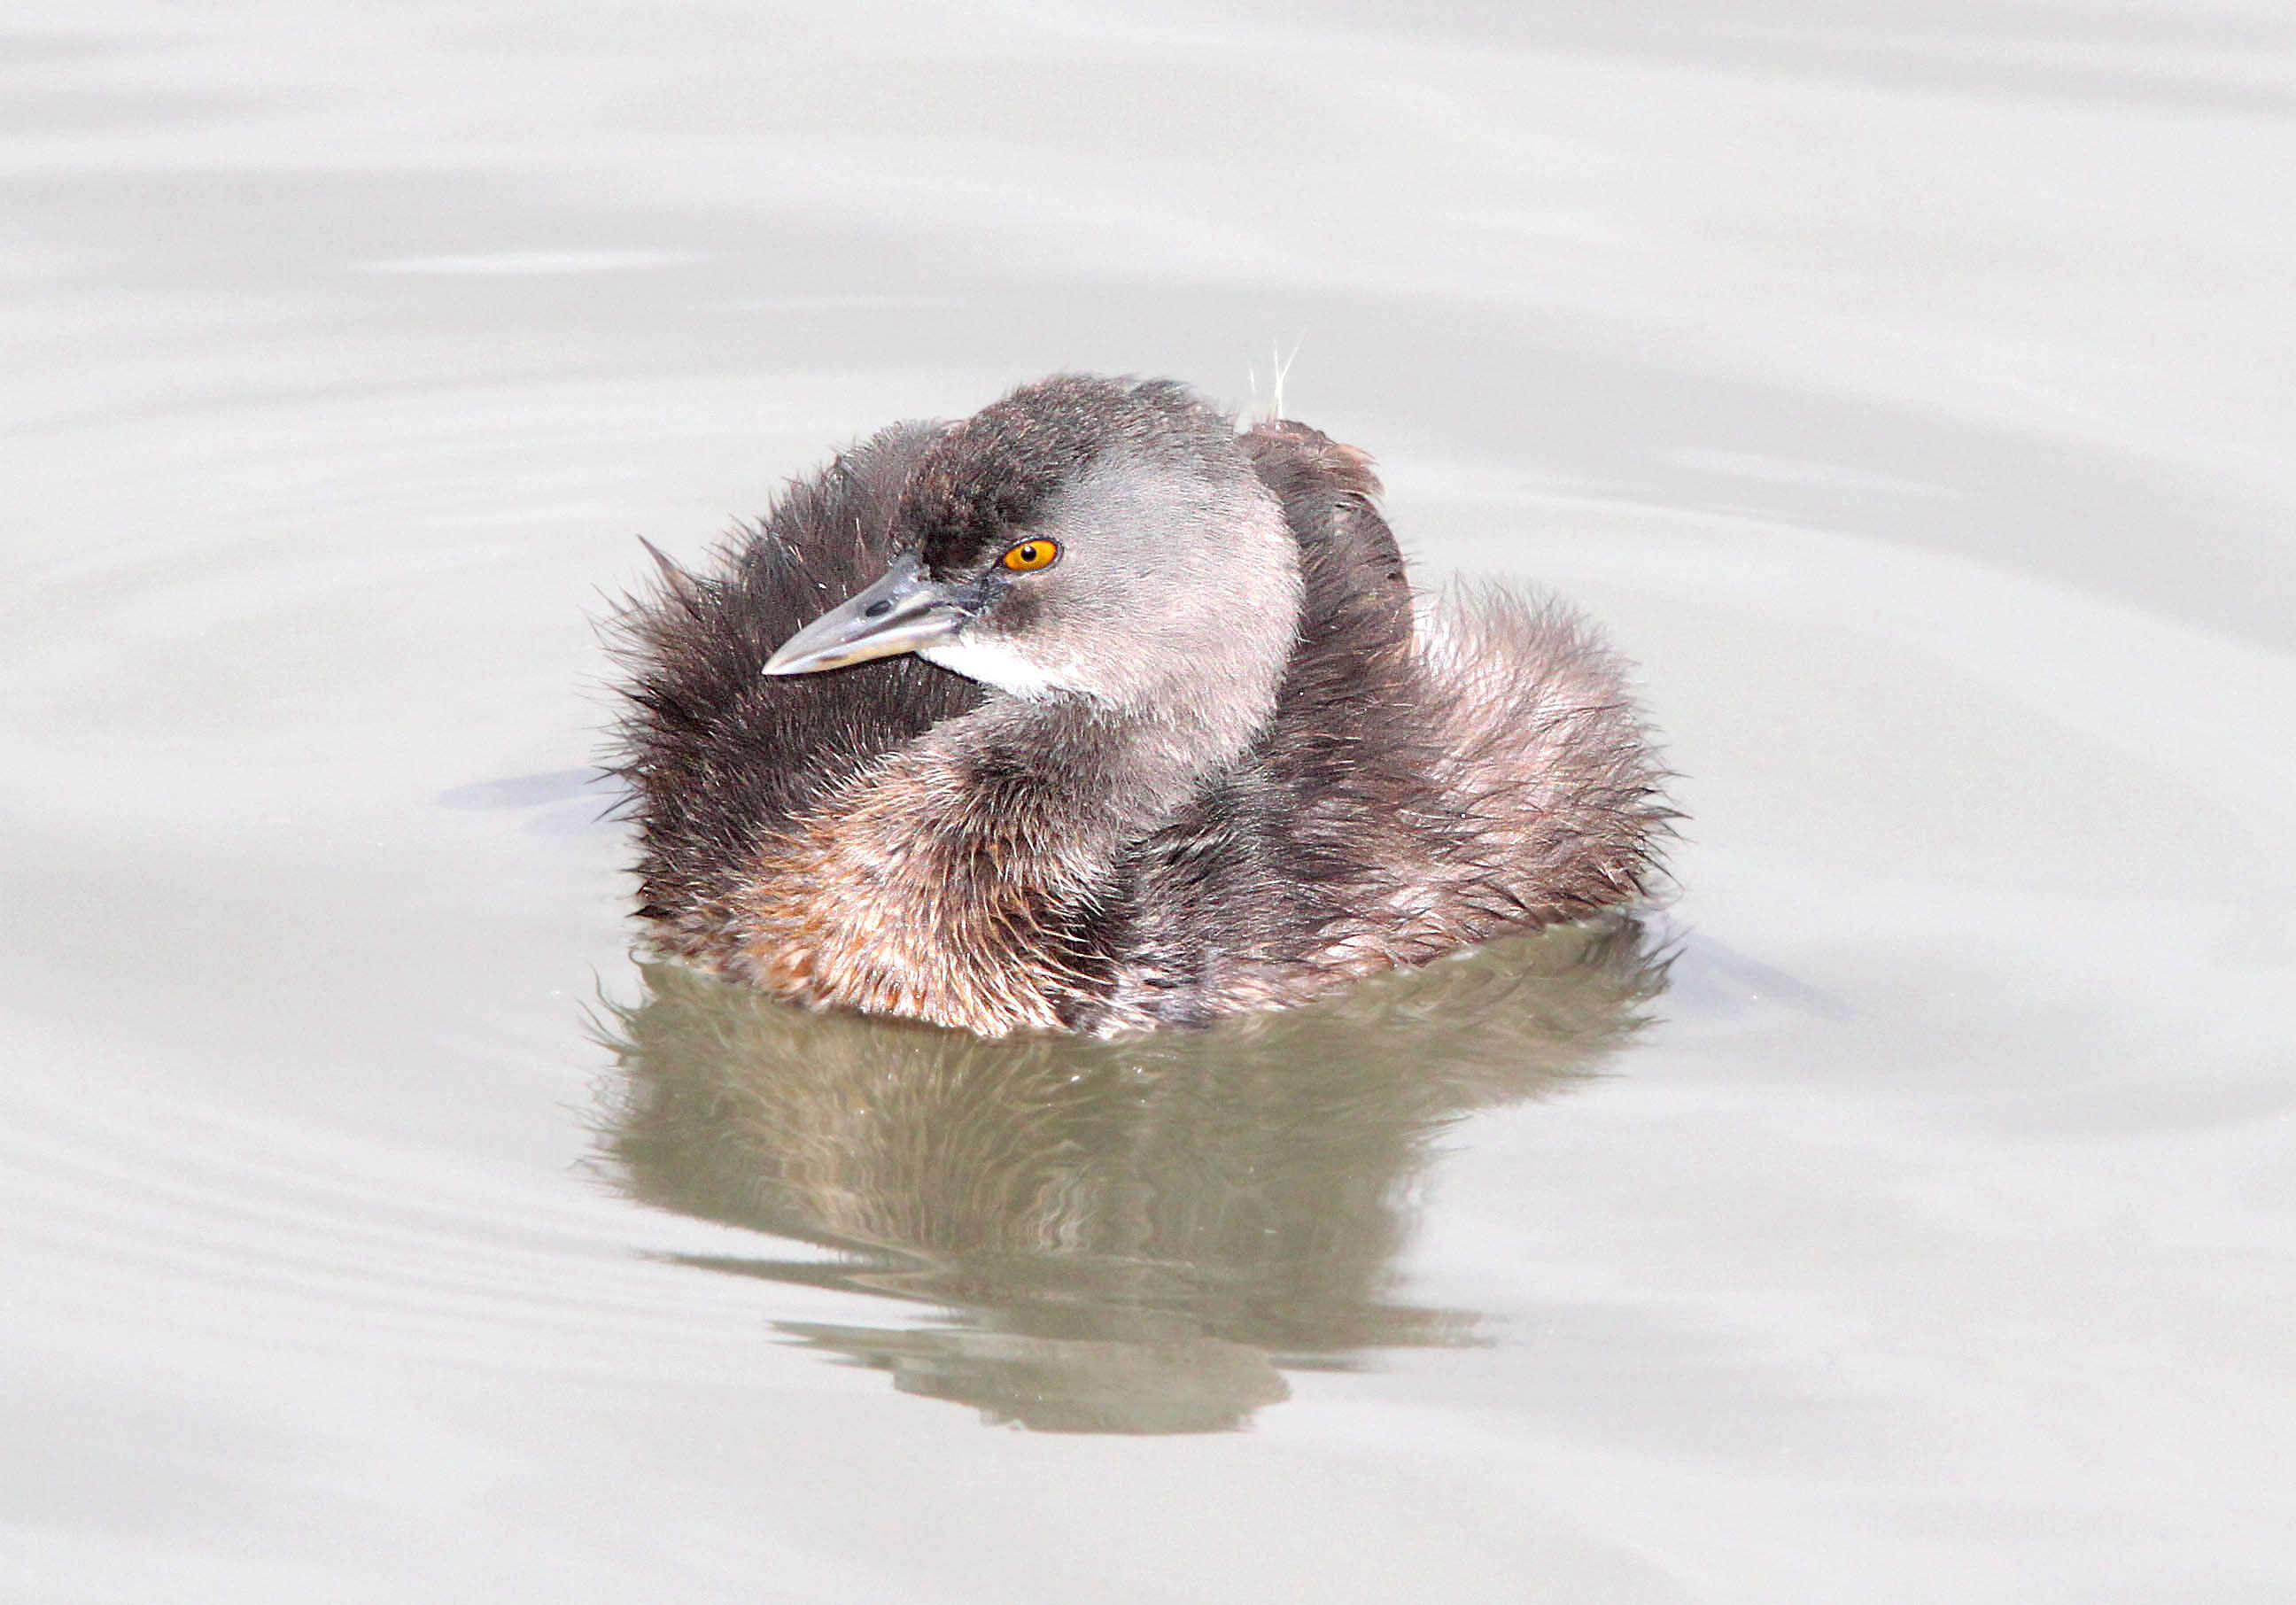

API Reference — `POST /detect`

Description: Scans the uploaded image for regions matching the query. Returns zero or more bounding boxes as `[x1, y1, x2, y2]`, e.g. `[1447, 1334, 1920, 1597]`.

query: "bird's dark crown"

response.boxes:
[898, 374, 1237, 578]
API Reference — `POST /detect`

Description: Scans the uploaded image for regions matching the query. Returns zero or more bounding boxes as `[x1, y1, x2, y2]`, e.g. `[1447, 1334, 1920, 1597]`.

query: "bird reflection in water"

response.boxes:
[597, 914, 1666, 1435]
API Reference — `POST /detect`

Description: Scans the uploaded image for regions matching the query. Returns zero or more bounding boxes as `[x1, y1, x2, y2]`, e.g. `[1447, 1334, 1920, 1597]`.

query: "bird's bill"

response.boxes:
[761, 554, 971, 676]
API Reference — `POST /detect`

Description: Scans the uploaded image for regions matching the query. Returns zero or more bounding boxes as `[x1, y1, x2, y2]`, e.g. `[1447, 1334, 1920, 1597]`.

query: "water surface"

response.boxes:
[4, 4, 2292, 1601]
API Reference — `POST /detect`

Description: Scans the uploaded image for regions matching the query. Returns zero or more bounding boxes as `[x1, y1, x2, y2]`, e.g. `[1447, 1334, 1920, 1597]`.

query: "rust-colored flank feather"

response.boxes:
[610, 374, 1672, 1037]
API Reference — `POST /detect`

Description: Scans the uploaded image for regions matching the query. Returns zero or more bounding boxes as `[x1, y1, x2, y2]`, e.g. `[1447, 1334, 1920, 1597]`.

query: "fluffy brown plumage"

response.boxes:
[610, 374, 1671, 1037]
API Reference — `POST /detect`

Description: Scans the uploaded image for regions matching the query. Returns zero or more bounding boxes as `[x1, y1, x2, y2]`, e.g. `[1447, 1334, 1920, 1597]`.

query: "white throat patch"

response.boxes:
[917, 634, 1074, 702]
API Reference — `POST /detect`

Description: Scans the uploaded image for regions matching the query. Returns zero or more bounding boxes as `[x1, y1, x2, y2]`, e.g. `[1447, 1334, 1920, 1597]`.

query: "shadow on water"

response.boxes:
[595, 916, 1669, 1434]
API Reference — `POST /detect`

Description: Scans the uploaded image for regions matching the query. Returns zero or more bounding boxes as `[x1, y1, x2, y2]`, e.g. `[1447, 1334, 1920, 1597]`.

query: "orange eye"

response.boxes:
[999, 539, 1060, 572]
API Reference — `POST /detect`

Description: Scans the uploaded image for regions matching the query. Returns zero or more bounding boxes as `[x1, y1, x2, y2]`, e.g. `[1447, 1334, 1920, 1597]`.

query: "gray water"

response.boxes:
[4, 4, 2293, 1601]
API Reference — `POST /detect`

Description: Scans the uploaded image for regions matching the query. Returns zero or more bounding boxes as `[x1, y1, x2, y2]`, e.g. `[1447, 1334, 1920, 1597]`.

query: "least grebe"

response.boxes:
[613, 374, 1670, 1036]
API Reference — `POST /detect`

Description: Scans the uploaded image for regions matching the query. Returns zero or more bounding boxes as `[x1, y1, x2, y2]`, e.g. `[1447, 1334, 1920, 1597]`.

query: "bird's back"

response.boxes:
[1094, 423, 1668, 1027]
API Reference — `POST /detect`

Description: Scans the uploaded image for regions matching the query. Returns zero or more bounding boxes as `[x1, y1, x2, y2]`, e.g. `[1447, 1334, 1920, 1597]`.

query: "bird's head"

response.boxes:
[764, 375, 1302, 748]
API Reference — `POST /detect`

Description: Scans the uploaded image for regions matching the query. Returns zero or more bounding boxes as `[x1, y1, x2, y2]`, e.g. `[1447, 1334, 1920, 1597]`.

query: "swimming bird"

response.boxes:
[612, 373, 1669, 1037]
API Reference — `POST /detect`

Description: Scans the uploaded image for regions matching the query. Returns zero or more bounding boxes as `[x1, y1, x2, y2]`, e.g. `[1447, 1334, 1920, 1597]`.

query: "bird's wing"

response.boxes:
[609, 422, 983, 932]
